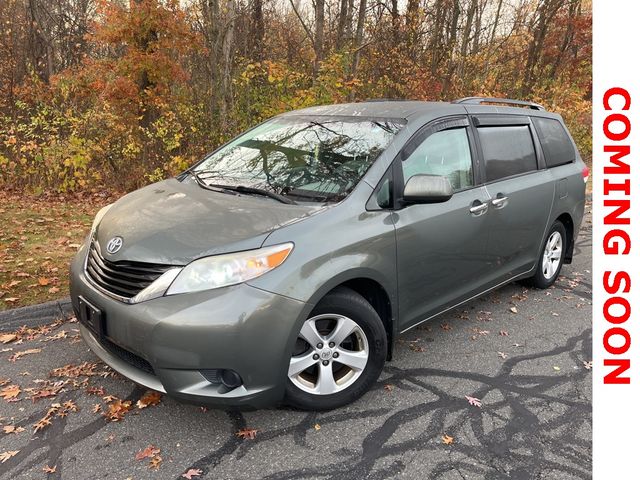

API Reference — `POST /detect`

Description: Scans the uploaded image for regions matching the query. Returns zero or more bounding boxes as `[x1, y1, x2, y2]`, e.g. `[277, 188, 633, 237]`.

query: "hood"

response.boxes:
[95, 178, 322, 265]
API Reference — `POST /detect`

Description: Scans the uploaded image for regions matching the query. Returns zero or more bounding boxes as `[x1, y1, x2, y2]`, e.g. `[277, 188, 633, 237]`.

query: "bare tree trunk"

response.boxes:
[346, 0, 354, 40]
[460, 0, 477, 59]
[489, 0, 503, 45]
[201, 0, 236, 126]
[251, 0, 264, 60]
[442, 0, 461, 95]
[132, 0, 159, 130]
[220, 0, 236, 124]
[313, 0, 325, 79]
[430, 0, 445, 73]
[337, 0, 349, 49]
[390, 0, 399, 34]
[348, 0, 366, 100]
[522, 0, 563, 96]
[549, 0, 579, 79]
[472, 0, 486, 54]
[406, 0, 419, 60]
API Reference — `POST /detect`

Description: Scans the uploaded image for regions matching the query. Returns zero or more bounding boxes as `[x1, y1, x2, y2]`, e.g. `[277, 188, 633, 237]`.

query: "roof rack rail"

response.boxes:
[362, 98, 411, 102]
[452, 97, 545, 111]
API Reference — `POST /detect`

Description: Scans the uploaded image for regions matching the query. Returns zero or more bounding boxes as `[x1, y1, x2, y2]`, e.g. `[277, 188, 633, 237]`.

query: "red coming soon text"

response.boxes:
[602, 87, 632, 384]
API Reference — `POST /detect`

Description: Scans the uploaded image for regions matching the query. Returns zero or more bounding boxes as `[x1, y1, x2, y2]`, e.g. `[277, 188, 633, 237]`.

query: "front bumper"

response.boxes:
[70, 245, 308, 408]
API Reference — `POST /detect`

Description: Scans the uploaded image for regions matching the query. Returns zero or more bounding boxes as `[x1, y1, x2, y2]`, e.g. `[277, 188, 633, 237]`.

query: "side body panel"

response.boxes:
[393, 186, 492, 329]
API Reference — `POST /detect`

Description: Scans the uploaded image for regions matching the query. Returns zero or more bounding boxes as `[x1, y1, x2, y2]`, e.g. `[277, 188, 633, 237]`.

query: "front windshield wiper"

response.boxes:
[208, 184, 297, 205]
[190, 171, 236, 195]
[189, 170, 296, 204]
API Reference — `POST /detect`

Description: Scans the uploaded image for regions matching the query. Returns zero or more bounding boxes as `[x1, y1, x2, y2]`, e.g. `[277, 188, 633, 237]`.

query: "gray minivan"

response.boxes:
[70, 97, 587, 410]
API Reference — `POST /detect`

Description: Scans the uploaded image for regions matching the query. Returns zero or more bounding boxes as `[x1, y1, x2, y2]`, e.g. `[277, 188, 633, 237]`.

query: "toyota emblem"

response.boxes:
[106, 236, 123, 254]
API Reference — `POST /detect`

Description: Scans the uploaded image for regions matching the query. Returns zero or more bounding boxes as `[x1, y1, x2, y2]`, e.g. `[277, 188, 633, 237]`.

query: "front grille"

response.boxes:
[86, 240, 173, 300]
[100, 336, 155, 375]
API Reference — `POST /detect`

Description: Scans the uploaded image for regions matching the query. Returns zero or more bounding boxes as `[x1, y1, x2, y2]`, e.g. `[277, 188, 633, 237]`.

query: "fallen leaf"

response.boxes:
[509, 306, 518, 314]
[38, 278, 50, 286]
[0, 384, 21, 400]
[136, 390, 162, 409]
[30, 386, 62, 402]
[440, 323, 451, 331]
[41, 331, 67, 342]
[465, 395, 482, 408]
[553, 366, 561, 371]
[3, 298, 19, 304]
[92, 404, 102, 413]
[135, 445, 160, 461]
[48, 287, 60, 294]
[86, 386, 105, 396]
[0, 450, 19, 463]
[182, 469, 203, 479]
[499, 330, 509, 336]
[43, 465, 56, 474]
[551, 312, 559, 317]
[442, 434, 454, 445]
[383, 384, 394, 392]
[63, 400, 78, 412]
[0, 334, 17, 344]
[497, 351, 507, 359]
[235, 428, 258, 440]
[33, 415, 52, 433]
[8, 348, 41, 362]
[583, 361, 593, 370]
[313, 423, 321, 431]
[2, 425, 25, 434]
[149, 455, 163, 469]
[103, 399, 132, 422]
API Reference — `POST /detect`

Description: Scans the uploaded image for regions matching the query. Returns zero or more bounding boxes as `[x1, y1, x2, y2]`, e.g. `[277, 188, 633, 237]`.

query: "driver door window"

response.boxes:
[402, 128, 473, 192]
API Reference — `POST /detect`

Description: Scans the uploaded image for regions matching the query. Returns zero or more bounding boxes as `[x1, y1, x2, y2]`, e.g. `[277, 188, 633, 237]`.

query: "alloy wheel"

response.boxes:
[542, 231, 563, 279]
[288, 314, 369, 395]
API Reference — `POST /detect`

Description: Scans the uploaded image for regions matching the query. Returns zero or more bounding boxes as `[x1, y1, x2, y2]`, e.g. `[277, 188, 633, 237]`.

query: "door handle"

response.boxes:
[491, 194, 509, 208]
[469, 201, 488, 216]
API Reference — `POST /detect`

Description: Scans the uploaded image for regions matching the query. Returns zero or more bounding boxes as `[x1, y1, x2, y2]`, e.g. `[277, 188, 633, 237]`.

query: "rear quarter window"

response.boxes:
[477, 125, 538, 182]
[531, 117, 576, 167]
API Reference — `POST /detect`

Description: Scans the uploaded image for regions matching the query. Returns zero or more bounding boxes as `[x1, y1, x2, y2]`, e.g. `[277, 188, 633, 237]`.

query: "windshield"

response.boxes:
[189, 115, 405, 202]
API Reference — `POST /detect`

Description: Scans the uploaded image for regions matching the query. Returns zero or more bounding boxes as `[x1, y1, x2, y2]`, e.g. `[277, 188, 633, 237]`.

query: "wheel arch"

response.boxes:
[556, 212, 575, 263]
[305, 270, 397, 360]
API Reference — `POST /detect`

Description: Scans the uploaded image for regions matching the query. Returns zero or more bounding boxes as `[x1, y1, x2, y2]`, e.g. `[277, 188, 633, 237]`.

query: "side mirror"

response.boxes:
[402, 174, 453, 204]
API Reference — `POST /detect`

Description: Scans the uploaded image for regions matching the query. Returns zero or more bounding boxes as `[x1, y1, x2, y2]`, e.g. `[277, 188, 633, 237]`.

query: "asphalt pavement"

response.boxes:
[0, 210, 592, 480]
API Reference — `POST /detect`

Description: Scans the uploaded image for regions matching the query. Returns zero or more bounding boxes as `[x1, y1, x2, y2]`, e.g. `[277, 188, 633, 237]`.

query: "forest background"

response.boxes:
[0, 0, 591, 193]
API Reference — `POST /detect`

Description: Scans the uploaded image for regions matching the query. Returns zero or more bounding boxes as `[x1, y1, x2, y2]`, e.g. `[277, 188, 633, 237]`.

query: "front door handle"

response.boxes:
[491, 194, 509, 208]
[469, 201, 489, 216]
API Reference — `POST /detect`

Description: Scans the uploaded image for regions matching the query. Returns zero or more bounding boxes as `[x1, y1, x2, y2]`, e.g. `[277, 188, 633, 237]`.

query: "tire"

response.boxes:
[285, 287, 387, 410]
[526, 220, 567, 289]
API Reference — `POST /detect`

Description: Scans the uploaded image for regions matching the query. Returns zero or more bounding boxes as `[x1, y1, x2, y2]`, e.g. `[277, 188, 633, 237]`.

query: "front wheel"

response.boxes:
[527, 220, 567, 289]
[285, 287, 387, 410]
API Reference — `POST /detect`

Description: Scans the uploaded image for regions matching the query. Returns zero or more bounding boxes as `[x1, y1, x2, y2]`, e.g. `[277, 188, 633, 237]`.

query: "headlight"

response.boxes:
[91, 203, 113, 234]
[166, 242, 294, 295]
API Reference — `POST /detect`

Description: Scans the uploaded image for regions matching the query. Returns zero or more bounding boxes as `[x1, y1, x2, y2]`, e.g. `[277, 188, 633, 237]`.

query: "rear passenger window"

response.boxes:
[531, 117, 575, 167]
[477, 126, 537, 182]
[402, 128, 473, 192]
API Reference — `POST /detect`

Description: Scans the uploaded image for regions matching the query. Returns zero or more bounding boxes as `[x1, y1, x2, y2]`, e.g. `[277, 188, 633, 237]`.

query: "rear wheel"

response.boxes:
[285, 287, 387, 410]
[527, 221, 566, 289]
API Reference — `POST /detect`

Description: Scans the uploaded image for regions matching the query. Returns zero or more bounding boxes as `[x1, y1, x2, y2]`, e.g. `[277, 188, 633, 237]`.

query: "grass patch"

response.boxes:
[0, 191, 116, 311]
